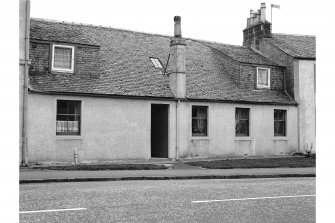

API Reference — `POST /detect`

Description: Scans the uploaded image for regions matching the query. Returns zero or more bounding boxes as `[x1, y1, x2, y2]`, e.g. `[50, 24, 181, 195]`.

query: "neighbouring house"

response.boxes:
[242, 3, 315, 154]
[19, 1, 315, 165]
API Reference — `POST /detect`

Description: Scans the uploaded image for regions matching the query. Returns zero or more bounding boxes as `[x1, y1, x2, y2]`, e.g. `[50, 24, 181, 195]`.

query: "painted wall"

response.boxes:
[258, 39, 316, 153]
[27, 94, 176, 164]
[177, 102, 298, 159]
[294, 60, 316, 152]
[27, 94, 298, 164]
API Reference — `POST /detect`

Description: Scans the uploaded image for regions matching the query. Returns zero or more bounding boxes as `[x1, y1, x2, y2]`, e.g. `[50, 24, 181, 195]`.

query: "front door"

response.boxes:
[151, 104, 169, 158]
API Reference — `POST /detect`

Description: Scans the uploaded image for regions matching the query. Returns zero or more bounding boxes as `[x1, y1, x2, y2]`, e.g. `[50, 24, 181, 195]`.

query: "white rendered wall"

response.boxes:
[177, 102, 298, 159]
[294, 59, 316, 153]
[27, 94, 298, 163]
[27, 94, 176, 164]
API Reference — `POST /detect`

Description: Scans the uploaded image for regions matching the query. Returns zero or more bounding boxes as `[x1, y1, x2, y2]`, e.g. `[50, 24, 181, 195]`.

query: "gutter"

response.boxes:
[29, 89, 297, 106]
[21, 0, 30, 165]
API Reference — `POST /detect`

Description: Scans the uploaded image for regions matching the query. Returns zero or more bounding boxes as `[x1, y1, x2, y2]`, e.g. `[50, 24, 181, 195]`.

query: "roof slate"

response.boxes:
[29, 18, 295, 105]
[197, 40, 279, 65]
[264, 34, 316, 59]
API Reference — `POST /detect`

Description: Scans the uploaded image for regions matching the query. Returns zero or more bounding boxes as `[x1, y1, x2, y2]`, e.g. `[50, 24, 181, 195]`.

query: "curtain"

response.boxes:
[258, 69, 269, 86]
[56, 121, 79, 133]
[54, 47, 72, 69]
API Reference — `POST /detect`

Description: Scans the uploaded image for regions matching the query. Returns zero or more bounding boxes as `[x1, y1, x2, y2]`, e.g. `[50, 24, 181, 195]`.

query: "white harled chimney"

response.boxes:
[169, 16, 186, 98]
[260, 3, 266, 21]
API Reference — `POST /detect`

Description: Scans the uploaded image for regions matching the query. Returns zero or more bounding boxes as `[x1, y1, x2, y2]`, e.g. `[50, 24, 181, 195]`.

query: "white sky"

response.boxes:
[30, 0, 318, 45]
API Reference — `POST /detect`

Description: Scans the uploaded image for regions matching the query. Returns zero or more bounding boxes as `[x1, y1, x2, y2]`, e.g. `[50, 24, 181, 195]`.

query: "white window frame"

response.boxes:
[52, 44, 75, 73]
[274, 109, 287, 137]
[56, 99, 81, 136]
[235, 107, 250, 137]
[191, 105, 209, 137]
[256, 67, 271, 89]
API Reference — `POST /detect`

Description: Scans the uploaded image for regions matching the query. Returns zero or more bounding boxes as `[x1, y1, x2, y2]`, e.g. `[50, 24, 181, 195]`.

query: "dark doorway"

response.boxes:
[151, 104, 169, 158]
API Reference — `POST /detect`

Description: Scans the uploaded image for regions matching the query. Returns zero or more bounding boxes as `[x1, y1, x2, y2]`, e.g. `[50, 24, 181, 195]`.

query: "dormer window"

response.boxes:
[150, 57, 163, 69]
[52, 44, 75, 73]
[256, 67, 270, 89]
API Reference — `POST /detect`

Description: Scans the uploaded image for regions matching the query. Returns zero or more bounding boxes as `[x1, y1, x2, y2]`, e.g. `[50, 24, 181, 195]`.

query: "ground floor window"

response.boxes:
[192, 106, 208, 136]
[235, 108, 249, 136]
[274, 109, 286, 136]
[56, 100, 81, 135]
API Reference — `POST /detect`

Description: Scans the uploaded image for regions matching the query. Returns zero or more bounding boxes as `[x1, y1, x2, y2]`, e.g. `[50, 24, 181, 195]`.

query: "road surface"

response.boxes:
[20, 177, 315, 223]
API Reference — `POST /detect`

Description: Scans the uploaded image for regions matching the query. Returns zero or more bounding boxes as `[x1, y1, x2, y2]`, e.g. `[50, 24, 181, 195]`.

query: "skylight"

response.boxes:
[150, 58, 163, 69]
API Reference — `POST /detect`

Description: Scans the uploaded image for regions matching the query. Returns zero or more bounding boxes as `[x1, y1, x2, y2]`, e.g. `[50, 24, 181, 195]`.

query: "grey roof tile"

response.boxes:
[29, 18, 295, 105]
[264, 33, 315, 58]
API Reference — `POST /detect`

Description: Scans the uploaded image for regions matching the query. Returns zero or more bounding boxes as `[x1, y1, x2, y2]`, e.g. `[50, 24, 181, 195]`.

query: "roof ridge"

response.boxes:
[31, 17, 248, 47]
[188, 37, 245, 48]
[273, 33, 316, 38]
[31, 17, 174, 40]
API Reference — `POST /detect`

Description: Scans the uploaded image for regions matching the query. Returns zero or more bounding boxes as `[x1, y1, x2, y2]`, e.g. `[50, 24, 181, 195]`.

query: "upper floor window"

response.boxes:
[257, 67, 270, 89]
[274, 109, 286, 136]
[235, 108, 250, 136]
[56, 100, 81, 135]
[192, 106, 208, 136]
[52, 44, 75, 73]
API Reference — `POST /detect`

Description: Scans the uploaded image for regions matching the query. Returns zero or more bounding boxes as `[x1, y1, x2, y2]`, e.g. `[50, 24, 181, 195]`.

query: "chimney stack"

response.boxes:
[169, 16, 186, 98]
[243, 3, 271, 47]
[260, 3, 266, 21]
[257, 9, 261, 23]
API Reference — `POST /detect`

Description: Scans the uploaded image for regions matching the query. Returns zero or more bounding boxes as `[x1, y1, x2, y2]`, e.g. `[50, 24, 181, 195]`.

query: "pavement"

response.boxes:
[20, 162, 315, 184]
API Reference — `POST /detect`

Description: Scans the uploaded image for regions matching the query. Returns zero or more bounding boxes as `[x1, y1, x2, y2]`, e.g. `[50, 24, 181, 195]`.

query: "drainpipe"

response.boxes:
[173, 100, 180, 162]
[21, 0, 30, 165]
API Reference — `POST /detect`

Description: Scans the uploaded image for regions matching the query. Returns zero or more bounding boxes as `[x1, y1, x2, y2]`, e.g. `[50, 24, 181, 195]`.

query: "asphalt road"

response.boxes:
[20, 178, 315, 223]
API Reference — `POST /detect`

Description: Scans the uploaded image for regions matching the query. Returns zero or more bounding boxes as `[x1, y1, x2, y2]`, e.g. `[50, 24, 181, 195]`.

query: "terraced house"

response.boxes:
[19, 1, 315, 165]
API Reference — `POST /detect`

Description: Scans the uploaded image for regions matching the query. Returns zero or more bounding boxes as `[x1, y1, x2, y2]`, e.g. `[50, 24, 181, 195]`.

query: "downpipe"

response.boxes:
[21, 0, 30, 165]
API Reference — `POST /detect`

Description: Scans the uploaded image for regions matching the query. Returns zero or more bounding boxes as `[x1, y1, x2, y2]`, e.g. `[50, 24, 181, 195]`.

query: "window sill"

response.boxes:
[235, 137, 253, 141]
[256, 86, 270, 89]
[51, 70, 74, 74]
[191, 136, 210, 140]
[273, 137, 288, 141]
[55, 135, 83, 140]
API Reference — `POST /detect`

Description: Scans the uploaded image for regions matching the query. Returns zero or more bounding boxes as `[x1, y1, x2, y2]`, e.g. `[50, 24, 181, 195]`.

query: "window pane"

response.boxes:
[236, 108, 249, 136]
[198, 107, 207, 118]
[57, 101, 68, 114]
[150, 58, 163, 69]
[56, 100, 81, 135]
[54, 47, 72, 69]
[274, 110, 286, 136]
[192, 106, 208, 136]
[278, 110, 285, 120]
[258, 68, 269, 86]
[68, 102, 80, 115]
[274, 109, 286, 121]
[192, 107, 197, 118]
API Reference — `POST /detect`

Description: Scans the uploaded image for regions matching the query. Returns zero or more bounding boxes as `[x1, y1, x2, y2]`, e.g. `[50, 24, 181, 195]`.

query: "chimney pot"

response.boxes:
[174, 16, 181, 23]
[250, 9, 254, 17]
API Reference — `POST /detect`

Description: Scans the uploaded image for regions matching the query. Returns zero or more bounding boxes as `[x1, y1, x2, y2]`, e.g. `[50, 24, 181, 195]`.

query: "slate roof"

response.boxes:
[29, 18, 295, 105]
[263, 34, 316, 59]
